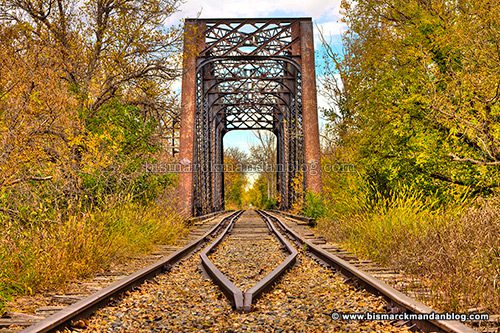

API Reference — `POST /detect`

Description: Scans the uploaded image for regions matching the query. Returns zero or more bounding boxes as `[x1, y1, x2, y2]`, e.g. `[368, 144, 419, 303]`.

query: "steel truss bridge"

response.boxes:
[179, 18, 321, 216]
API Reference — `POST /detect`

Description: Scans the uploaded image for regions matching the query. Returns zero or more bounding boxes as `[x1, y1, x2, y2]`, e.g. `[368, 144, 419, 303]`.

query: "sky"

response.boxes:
[170, 0, 346, 153]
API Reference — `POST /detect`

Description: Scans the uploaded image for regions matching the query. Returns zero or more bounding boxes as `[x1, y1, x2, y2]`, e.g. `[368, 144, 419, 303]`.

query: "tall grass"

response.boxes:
[0, 200, 187, 315]
[317, 191, 499, 313]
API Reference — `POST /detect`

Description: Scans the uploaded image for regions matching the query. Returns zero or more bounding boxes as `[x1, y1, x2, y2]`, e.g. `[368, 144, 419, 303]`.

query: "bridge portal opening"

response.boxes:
[222, 130, 278, 210]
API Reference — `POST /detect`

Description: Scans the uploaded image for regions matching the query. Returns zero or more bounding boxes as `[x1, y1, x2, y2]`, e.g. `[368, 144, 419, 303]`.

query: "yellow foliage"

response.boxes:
[290, 172, 305, 214]
[0, 200, 187, 314]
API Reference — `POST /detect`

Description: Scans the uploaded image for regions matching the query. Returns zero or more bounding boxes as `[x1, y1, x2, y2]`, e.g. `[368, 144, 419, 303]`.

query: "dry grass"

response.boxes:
[0, 200, 187, 315]
[317, 195, 500, 313]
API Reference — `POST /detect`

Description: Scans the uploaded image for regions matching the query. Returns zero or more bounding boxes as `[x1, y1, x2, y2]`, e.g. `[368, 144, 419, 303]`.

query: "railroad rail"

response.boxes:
[200, 209, 297, 311]
[20, 211, 239, 333]
[18, 210, 482, 333]
[260, 210, 478, 333]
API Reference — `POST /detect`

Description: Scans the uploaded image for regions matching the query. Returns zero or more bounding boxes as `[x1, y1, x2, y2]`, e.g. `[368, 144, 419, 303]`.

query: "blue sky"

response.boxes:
[169, 0, 346, 153]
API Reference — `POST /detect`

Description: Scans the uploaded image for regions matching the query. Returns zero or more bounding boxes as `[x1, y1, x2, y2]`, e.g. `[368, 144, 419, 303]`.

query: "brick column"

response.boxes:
[299, 20, 322, 194]
[178, 20, 205, 217]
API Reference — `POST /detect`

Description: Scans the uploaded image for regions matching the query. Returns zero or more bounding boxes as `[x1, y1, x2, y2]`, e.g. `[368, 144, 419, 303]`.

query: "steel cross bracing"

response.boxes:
[180, 18, 321, 217]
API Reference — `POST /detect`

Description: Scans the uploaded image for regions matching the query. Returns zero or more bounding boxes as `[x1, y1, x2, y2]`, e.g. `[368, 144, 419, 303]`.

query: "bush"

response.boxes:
[302, 192, 326, 220]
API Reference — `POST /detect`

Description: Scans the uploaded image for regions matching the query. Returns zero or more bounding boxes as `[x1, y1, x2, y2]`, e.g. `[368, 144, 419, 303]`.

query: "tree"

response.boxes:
[1, 0, 182, 112]
[223, 147, 248, 209]
[249, 131, 277, 201]
[0, 0, 183, 215]
[321, 0, 500, 202]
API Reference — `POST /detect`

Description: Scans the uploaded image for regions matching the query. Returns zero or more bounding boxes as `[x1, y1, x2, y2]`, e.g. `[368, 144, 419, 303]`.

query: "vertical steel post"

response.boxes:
[178, 20, 205, 217]
[299, 20, 322, 194]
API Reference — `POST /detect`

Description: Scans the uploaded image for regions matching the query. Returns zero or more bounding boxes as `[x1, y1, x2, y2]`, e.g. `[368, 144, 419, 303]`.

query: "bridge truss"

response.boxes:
[179, 18, 321, 216]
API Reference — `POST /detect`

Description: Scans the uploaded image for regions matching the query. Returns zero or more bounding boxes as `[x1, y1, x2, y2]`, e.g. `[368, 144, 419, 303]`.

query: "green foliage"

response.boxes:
[73, 100, 178, 207]
[240, 131, 278, 210]
[129, 173, 177, 205]
[261, 197, 277, 210]
[243, 174, 277, 209]
[223, 147, 248, 209]
[80, 170, 176, 207]
[84, 101, 158, 156]
[321, 0, 500, 203]
[0, 0, 183, 316]
[302, 192, 326, 220]
[317, 0, 500, 313]
[0, 99, 180, 312]
[225, 173, 247, 208]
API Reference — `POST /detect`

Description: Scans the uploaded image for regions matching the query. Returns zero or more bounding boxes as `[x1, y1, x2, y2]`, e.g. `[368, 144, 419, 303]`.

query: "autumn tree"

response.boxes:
[249, 131, 277, 202]
[321, 0, 500, 202]
[0, 0, 184, 314]
[223, 147, 248, 209]
[0, 0, 183, 215]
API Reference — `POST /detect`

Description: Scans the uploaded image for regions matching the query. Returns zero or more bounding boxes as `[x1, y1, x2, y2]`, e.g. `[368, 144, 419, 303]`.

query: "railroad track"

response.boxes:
[17, 211, 241, 333]
[17, 210, 480, 333]
[266, 211, 498, 333]
[200, 210, 297, 312]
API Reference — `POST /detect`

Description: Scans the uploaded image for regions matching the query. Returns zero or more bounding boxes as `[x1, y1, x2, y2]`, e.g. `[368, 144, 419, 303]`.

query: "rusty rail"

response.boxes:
[21, 211, 236, 333]
[262, 210, 477, 333]
[21, 209, 476, 333]
[199, 211, 245, 309]
[187, 210, 226, 224]
[269, 209, 315, 226]
[200, 210, 297, 312]
[243, 211, 298, 311]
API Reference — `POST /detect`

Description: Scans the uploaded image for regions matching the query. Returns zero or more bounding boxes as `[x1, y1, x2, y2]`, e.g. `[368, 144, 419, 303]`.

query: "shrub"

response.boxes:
[302, 192, 326, 220]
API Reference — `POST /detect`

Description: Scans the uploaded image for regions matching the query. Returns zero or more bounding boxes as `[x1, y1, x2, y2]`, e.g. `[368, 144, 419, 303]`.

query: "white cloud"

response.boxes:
[172, 0, 338, 19]
[167, 0, 346, 36]
[166, 0, 347, 55]
[316, 21, 346, 38]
